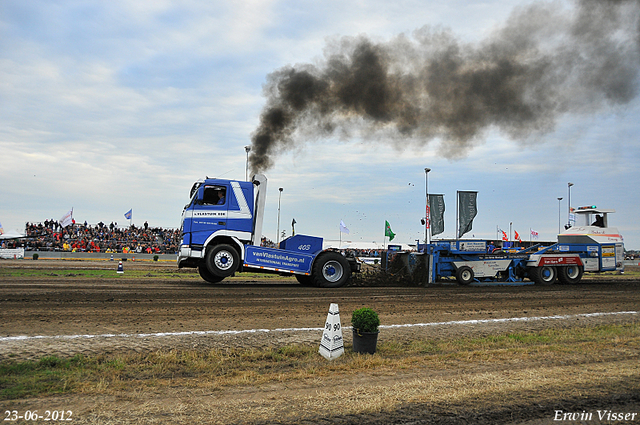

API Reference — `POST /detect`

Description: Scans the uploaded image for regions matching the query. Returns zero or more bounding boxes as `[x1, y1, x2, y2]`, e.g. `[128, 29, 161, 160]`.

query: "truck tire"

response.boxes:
[206, 244, 239, 278]
[198, 265, 224, 283]
[295, 274, 316, 286]
[312, 252, 350, 288]
[530, 266, 557, 285]
[558, 265, 583, 285]
[455, 266, 474, 285]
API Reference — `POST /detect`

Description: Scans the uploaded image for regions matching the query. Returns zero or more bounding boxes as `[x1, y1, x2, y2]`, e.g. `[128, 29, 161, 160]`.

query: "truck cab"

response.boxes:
[179, 177, 257, 270]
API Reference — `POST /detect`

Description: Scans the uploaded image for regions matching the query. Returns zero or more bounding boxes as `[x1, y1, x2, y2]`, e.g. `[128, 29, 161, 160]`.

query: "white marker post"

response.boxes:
[117, 261, 124, 274]
[319, 303, 344, 360]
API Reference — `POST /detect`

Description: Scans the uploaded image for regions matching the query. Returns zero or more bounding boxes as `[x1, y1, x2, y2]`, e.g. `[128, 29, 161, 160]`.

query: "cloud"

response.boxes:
[0, 0, 638, 249]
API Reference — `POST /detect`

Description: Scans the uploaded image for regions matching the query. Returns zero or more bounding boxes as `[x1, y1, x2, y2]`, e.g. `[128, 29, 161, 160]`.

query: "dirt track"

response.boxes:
[1, 260, 639, 424]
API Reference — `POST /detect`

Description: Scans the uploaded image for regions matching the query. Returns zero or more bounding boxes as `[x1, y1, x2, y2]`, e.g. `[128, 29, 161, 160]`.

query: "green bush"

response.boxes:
[32, 253, 39, 260]
[153, 255, 159, 262]
[351, 307, 380, 333]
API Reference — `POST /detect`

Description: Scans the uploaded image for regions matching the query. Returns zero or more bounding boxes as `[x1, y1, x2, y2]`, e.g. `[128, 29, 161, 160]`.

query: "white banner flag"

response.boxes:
[339, 220, 350, 234]
[59, 209, 73, 228]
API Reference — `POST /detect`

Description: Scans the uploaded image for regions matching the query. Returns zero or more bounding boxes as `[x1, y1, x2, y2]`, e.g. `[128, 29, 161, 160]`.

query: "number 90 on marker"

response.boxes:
[325, 322, 340, 331]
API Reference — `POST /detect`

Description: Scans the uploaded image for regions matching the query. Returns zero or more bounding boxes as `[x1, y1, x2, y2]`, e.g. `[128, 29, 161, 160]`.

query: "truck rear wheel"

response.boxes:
[530, 266, 557, 285]
[558, 265, 583, 284]
[313, 252, 350, 288]
[198, 265, 224, 283]
[295, 274, 316, 286]
[455, 266, 474, 285]
[206, 244, 239, 278]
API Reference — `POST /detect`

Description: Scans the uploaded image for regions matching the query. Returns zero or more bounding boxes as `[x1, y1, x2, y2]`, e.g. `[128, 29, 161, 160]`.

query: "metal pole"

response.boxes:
[567, 182, 574, 228]
[455, 191, 459, 242]
[245, 146, 251, 181]
[557, 197, 563, 234]
[424, 168, 431, 245]
[277, 187, 283, 244]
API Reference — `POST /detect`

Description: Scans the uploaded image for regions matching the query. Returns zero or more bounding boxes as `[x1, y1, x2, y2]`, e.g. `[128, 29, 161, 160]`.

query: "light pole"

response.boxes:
[567, 182, 574, 228]
[276, 187, 283, 244]
[425, 168, 431, 245]
[244, 146, 251, 181]
[557, 197, 563, 234]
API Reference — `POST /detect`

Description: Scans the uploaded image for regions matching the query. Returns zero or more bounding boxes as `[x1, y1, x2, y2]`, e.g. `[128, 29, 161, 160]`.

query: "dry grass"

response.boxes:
[79, 359, 640, 424]
[1, 323, 639, 424]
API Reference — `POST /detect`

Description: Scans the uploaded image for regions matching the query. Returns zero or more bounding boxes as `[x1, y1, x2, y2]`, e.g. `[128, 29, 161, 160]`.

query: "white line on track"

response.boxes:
[1, 311, 637, 343]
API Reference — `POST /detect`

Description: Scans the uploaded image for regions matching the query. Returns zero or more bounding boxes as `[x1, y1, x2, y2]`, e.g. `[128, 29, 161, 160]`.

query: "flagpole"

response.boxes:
[455, 191, 459, 242]
[425, 168, 431, 245]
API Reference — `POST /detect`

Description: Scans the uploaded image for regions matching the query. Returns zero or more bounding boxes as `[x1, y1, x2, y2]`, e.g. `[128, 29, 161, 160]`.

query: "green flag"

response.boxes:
[385, 220, 395, 241]
[457, 191, 478, 238]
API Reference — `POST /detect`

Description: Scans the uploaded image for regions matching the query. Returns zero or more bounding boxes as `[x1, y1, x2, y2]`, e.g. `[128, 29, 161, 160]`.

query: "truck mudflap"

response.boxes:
[346, 256, 362, 273]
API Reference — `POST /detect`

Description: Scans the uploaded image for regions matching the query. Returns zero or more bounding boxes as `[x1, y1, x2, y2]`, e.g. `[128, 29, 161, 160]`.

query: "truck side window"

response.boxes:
[202, 186, 226, 206]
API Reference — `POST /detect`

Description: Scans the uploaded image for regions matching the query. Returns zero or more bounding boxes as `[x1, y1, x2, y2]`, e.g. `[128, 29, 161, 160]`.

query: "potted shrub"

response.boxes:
[32, 253, 39, 260]
[351, 307, 380, 354]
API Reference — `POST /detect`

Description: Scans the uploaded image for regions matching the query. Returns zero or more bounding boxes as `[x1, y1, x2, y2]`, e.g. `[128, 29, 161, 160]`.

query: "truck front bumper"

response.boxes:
[177, 245, 205, 268]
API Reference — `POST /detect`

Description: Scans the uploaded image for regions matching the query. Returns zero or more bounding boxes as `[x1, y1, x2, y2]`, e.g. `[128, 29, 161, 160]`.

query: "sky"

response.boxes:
[1, 0, 639, 250]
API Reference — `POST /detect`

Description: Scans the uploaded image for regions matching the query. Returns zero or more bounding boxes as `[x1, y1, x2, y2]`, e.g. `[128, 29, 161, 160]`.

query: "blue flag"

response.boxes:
[124, 209, 132, 220]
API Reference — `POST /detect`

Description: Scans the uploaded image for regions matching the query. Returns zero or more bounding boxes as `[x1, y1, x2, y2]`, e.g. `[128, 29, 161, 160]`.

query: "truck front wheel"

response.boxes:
[206, 244, 239, 278]
[313, 252, 351, 288]
[198, 265, 224, 283]
[530, 266, 557, 285]
[558, 265, 583, 284]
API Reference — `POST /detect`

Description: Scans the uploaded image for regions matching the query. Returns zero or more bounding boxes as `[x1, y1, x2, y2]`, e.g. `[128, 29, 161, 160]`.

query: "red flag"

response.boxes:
[501, 230, 508, 241]
[514, 230, 521, 242]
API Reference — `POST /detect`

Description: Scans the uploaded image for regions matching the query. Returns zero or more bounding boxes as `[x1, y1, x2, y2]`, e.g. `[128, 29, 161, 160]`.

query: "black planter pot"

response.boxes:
[352, 329, 379, 354]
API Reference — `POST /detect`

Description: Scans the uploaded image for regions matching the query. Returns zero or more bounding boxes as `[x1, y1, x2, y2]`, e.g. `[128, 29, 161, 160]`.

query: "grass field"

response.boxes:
[2, 323, 638, 402]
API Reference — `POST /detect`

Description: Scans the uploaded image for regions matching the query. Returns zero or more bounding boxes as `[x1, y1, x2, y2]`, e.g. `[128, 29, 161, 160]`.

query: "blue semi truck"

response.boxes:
[177, 174, 360, 287]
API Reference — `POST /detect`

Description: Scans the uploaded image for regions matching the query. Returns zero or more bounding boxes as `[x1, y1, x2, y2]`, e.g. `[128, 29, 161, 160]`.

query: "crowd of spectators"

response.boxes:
[342, 248, 382, 258]
[4, 221, 389, 257]
[14, 219, 181, 254]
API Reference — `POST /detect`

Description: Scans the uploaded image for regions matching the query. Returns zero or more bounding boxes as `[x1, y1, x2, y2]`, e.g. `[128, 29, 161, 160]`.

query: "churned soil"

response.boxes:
[1, 259, 639, 424]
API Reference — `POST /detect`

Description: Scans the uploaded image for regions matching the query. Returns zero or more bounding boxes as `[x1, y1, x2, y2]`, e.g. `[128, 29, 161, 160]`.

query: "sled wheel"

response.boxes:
[456, 266, 474, 285]
[531, 266, 557, 285]
[558, 265, 583, 285]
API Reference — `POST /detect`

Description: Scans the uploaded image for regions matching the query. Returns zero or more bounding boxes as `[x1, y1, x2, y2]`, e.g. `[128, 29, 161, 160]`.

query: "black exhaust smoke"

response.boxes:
[249, 0, 640, 174]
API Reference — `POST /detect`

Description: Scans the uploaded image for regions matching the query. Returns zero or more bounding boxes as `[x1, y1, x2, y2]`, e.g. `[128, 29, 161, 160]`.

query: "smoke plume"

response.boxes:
[249, 0, 640, 174]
